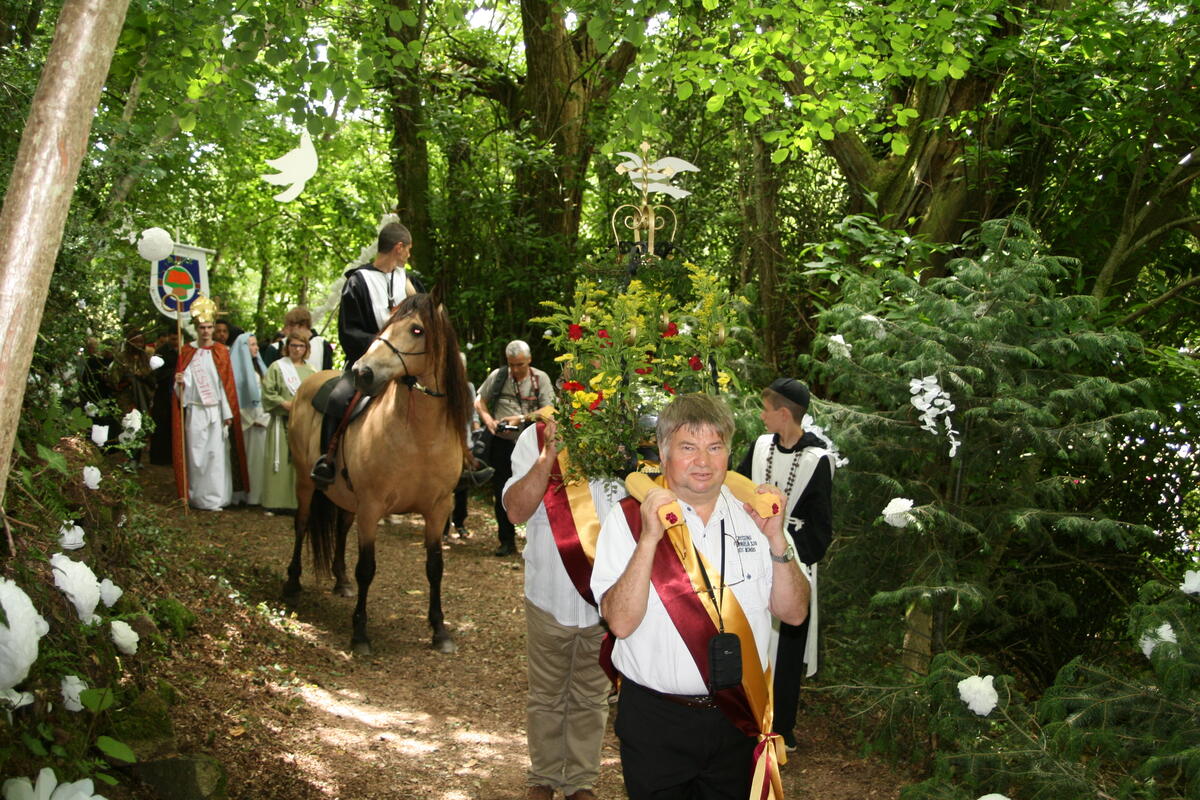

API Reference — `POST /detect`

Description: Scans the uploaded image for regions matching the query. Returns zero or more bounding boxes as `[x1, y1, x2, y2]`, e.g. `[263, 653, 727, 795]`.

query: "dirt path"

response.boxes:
[138, 465, 909, 800]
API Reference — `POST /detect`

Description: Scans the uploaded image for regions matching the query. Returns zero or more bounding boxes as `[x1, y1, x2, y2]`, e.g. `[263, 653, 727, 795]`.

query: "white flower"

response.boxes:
[1139, 622, 1176, 658]
[881, 498, 916, 528]
[110, 620, 139, 655]
[83, 403, 98, 417]
[957, 674, 998, 716]
[909, 375, 960, 457]
[117, 431, 133, 445]
[57, 522, 85, 551]
[76, 299, 87, 310]
[61, 675, 87, 712]
[82, 466, 101, 491]
[1181, 570, 1200, 595]
[0, 578, 50, 692]
[801, 415, 850, 468]
[827, 334, 852, 358]
[50, 554, 101, 625]
[121, 409, 142, 433]
[148, 355, 165, 371]
[89, 426, 108, 448]
[2, 766, 108, 800]
[98, 579, 123, 608]
[0, 688, 34, 710]
[859, 314, 887, 339]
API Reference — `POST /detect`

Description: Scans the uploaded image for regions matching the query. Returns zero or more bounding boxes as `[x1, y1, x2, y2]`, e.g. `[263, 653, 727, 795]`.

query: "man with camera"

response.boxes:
[475, 340, 556, 556]
[591, 393, 809, 799]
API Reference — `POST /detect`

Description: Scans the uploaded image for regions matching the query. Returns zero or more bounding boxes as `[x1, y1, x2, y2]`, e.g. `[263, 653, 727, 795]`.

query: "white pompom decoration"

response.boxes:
[137, 227, 174, 262]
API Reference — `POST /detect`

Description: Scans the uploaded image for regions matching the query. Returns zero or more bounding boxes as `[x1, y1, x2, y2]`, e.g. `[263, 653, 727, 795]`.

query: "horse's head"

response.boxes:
[353, 294, 437, 395]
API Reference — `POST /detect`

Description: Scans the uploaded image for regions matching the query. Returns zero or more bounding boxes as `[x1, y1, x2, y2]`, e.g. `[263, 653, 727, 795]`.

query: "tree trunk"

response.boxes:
[743, 130, 784, 368]
[385, 0, 436, 285]
[0, 0, 131, 507]
[901, 599, 934, 677]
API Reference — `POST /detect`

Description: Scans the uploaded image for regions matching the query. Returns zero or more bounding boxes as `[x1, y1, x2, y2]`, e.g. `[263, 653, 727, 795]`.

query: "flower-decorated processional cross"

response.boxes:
[533, 143, 749, 481]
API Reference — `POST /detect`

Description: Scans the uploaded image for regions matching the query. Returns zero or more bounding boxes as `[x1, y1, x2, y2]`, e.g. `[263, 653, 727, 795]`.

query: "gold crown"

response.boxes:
[191, 295, 218, 324]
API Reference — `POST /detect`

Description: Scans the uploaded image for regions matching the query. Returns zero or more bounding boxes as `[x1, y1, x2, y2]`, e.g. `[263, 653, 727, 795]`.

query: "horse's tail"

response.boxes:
[307, 489, 340, 577]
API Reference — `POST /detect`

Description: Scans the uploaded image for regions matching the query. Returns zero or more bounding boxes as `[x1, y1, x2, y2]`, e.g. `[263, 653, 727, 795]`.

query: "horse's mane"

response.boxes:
[386, 293, 471, 448]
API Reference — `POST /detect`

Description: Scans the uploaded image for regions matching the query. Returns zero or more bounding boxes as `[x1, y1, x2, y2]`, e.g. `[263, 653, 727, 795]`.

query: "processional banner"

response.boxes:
[149, 244, 213, 321]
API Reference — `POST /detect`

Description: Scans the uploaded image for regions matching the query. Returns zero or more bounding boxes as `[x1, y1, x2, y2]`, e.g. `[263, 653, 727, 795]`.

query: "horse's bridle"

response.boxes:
[369, 329, 446, 398]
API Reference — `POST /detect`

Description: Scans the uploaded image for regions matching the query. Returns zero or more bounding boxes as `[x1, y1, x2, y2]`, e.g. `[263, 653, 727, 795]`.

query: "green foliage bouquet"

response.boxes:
[533, 262, 748, 481]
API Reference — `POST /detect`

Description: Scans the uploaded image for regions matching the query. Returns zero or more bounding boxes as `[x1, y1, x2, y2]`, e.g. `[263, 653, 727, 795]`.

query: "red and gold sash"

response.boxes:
[617, 475, 786, 800]
[536, 422, 601, 606]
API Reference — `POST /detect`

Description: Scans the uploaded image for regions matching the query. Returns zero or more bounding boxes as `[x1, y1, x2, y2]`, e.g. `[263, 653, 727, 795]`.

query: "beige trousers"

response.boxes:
[525, 598, 611, 793]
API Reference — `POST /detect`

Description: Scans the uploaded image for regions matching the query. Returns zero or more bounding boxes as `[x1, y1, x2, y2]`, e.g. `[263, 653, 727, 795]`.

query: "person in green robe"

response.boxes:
[260, 332, 316, 512]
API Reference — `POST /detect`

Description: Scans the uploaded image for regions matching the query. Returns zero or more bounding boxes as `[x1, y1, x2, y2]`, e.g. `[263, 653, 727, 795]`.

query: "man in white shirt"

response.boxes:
[591, 393, 809, 799]
[504, 417, 625, 800]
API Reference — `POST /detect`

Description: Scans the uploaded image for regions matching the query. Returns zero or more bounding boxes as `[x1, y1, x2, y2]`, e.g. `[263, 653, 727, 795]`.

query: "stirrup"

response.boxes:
[311, 457, 336, 487]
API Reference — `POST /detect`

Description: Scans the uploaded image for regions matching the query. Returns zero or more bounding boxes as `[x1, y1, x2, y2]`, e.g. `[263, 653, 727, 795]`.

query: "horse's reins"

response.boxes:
[369, 330, 447, 398]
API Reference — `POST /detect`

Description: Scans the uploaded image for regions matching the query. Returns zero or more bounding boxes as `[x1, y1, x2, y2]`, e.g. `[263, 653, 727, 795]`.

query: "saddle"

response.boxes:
[310, 375, 373, 423]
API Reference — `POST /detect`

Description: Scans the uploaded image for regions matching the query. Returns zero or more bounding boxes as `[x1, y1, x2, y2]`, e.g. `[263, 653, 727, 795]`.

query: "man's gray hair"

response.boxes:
[656, 393, 735, 459]
[505, 340, 531, 359]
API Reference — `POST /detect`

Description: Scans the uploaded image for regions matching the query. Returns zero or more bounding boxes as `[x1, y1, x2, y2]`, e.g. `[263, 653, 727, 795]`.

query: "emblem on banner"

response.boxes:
[149, 244, 212, 321]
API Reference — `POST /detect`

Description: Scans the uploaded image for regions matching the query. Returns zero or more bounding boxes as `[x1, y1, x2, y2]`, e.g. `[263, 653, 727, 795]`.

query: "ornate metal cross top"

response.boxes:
[611, 141, 700, 264]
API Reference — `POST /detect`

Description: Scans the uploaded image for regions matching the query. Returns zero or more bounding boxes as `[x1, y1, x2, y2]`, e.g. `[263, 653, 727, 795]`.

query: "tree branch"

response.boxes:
[1117, 273, 1200, 327]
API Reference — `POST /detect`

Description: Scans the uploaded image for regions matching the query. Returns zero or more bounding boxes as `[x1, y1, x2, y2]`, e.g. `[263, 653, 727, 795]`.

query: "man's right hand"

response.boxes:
[484, 415, 498, 434]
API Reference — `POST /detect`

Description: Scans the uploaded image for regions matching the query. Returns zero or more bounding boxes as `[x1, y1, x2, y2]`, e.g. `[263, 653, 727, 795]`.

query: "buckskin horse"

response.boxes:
[284, 293, 471, 655]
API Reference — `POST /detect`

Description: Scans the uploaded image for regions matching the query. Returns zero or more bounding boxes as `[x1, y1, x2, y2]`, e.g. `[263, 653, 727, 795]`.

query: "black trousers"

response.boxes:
[452, 487, 468, 529]
[320, 371, 357, 455]
[485, 434, 517, 546]
[772, 618, 810, 737]
[615, 681, 756, 800]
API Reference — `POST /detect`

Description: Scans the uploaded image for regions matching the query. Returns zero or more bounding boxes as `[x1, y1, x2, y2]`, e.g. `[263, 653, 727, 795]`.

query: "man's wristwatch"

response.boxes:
[770, 543, 795, 563]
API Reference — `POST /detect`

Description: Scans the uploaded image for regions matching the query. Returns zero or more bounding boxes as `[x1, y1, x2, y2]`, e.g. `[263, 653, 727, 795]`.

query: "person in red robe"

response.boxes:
[170, 298, 249, 508]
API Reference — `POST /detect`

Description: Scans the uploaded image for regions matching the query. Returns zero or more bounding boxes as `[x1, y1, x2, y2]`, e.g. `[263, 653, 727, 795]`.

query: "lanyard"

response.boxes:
[695, 520, 727, 633]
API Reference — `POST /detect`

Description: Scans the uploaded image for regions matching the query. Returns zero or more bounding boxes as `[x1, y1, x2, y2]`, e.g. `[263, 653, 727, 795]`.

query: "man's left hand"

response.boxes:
[745, 484, 787, 547]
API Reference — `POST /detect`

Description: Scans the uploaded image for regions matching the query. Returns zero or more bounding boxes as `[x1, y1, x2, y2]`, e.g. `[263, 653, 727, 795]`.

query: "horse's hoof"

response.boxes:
[352, 640, 372, 657]
[433, 636, 457, 654]
[332, 583, 354, 598]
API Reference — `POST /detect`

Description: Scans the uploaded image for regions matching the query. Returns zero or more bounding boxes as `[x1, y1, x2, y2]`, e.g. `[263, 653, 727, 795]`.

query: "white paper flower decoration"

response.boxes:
[137, 227, 174, 262]
[148, 355, 165, 371]
[978, 795, 1011, 800]
[0, 688, 34, 711]
[802, 415, 849, 468]
[1139, 622, 1176, 658]
[110, 620, 139, 655]
[57, 522, 85, 551]
[61, 675, 87, 712]
[98, 579, 123, 609]
[121, 409, 142, 433]
[82, 466, 101, 491]
[89, 426, 107, 448]
[2, 767, 108, 800]
[83, 403, 98, 417]
[957, 674, 998, 716]
[0, 578, 50, 692]
[50, 554, 101, 625]
[881, 498, 916, 528]
[117, 431, 133, 445]
[827, 334, 852, 358]
[1181, 570, 1200, 595]
[261, 131, 319, 203]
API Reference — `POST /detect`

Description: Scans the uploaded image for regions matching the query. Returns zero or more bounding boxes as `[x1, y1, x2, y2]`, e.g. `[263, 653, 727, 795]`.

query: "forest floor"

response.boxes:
[129, 464, 913, 800]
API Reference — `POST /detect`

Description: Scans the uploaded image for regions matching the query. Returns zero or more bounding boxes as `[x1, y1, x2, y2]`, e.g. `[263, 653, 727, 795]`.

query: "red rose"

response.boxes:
[562, 380, 585, 392]
[598, 329, 611, 339]
[689, 355, 703, 371]
[663, 382, 676, 395]
[589, 390, 604, 411]
[772, 502, 780, 515]
[634, 365, 652, 375]
[568, 323, 584, 340]
[665, 512, 678, 525]
[662, 322, 678, 338]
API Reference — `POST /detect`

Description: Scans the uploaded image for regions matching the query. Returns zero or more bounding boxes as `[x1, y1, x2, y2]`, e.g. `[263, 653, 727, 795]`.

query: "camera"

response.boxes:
[498, 422, 521, 432]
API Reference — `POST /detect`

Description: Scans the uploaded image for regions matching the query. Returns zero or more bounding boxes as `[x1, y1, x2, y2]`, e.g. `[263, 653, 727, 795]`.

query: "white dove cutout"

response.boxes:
[261, 131, 319, 203]
[616, 152, 699, 198]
